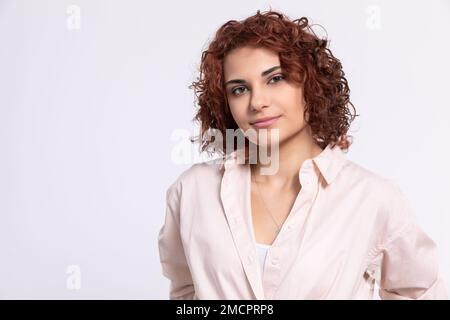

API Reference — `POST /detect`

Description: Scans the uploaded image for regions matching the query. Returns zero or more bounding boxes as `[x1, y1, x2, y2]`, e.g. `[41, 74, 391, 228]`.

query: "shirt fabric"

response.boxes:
[158, 143, 448, 300]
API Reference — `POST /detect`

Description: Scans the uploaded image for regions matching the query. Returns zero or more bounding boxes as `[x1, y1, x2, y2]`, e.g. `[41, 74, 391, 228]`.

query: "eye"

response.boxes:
[230, 74, 285, 97]
[268, 74, 285, 84]
[231, 86, 247, 96]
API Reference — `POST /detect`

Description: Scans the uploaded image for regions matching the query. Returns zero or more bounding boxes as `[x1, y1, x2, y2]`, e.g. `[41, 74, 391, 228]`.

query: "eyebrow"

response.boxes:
[225, 65, 281, 86]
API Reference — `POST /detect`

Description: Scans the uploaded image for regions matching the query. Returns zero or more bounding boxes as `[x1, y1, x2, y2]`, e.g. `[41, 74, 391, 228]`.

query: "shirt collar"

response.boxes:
[221, 143, 348, 186]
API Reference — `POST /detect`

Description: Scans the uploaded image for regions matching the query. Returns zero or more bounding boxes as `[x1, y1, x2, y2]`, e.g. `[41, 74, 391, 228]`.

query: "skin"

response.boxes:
[223, 45, 323, 245]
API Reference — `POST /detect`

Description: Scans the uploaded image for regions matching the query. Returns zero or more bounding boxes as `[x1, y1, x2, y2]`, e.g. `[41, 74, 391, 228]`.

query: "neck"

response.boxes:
[249, 126, 323, 190]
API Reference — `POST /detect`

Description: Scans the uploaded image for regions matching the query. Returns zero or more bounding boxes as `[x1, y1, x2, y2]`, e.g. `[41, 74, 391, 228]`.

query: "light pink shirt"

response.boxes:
[158, 143, 448, 299]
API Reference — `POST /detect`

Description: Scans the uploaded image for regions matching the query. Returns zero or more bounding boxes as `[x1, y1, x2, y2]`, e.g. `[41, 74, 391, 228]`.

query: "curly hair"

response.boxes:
[189, 9, 359, 158]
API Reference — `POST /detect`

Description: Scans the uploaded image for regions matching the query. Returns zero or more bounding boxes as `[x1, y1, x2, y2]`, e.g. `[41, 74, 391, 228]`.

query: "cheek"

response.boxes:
[291, 105, 306, 123]
[278, 101, 307, 134]
[284, 108, 306, 131]
[229, 104, 248, 128]
[282, 92, 306, 122]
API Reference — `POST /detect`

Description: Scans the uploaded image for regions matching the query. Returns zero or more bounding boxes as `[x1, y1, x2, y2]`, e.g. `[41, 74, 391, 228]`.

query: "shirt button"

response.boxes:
[230, 216, 239, 226]
[303, 159, 312, 169]
[271, 258, 279, 266]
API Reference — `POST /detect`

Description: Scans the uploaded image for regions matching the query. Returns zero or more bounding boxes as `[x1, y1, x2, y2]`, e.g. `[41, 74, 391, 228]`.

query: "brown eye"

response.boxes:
[269, 74, 285, 84]
[231, 75, 285, 97]
[231, 87, 247, 96]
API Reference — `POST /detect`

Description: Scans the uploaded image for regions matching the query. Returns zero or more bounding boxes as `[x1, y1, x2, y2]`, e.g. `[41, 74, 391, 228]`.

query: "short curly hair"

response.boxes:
[189, 9, 359, 157]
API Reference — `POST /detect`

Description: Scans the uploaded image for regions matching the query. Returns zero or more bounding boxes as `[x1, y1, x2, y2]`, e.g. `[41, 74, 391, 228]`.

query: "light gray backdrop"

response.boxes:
[0, 0, 449, 299]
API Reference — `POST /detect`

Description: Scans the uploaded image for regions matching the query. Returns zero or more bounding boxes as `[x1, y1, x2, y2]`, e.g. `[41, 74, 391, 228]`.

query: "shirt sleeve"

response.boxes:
[158, 180, 196, 300]
[367, 180, 449, 300]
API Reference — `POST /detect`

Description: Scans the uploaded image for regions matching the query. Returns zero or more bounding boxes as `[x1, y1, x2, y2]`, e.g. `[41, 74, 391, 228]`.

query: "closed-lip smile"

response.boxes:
[250, 115, 281, 128]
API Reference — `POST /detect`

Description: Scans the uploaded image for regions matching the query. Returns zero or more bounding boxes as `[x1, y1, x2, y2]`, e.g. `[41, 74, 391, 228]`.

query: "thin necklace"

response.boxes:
[252, 175, 282, 235]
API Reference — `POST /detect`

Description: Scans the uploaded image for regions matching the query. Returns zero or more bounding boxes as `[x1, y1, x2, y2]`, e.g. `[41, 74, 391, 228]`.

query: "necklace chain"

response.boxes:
[252, 177, 282, 235]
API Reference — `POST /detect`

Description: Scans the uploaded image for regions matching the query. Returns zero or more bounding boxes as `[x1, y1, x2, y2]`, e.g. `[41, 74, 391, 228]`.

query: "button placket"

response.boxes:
[271, 257, 279, 266]
[247, 253, 254, 266]
[228, 215, 240, 229]
[264, 255, 282, 299]
[300, 159, 314, 188]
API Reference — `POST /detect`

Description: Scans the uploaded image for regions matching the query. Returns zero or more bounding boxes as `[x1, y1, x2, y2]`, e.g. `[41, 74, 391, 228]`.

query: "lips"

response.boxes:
[250, 115, 281, 128]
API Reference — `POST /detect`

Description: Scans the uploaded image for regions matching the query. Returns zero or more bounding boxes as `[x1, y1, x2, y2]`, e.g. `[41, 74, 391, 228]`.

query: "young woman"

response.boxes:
[158, 10, 448, 300]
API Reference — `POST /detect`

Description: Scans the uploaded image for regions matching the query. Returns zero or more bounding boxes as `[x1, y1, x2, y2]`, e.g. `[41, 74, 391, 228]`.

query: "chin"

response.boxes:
[249, 128, 282, 143]
[251, 136, 285, 149]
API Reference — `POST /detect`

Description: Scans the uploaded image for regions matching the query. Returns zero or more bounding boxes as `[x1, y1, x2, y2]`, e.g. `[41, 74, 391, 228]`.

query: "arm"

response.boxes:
[367, 181, 448, 300]
[375, 221, 448, 299]
[158, 180, 195, 299]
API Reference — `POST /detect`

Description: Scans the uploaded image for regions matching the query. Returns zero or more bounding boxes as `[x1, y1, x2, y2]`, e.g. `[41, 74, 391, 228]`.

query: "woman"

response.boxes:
[158, 10, 448, 299]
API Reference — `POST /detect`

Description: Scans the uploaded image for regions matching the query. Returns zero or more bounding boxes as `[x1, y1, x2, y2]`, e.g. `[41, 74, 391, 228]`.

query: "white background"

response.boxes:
[0, 0, 449, 299]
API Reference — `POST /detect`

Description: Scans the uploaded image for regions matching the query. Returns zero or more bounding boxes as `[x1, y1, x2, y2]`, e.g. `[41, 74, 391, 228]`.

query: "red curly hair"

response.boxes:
[189, 9, 358, 157]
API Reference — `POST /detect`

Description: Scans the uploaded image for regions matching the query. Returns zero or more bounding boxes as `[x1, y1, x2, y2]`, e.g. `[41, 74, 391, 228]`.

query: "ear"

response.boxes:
[303, 103, 310, 123]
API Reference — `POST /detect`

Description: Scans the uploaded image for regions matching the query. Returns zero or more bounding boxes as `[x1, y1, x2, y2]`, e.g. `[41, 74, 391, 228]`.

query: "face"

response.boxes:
[223, 45, 311, 148]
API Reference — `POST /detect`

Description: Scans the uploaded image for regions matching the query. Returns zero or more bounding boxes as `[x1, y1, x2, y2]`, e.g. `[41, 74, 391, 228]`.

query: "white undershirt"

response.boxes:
[255, 242, 271, 278]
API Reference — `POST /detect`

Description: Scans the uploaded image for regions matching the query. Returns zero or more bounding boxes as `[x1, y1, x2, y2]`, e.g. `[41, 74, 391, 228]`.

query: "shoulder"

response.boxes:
[337, 158, 401, 197]
[341, 159, 416, 236]
[165, 157, 225, 199]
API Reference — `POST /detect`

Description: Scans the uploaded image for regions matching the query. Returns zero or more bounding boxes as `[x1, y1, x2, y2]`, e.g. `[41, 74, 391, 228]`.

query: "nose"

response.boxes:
[249, 87, 270, 112]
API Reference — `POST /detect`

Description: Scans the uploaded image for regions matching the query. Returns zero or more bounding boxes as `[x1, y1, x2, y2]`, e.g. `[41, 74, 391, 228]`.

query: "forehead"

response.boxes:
[223, 46, 280, 79]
